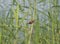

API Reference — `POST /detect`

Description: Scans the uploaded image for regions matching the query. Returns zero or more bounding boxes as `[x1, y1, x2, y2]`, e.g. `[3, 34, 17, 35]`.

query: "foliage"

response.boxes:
[0, 0, 60, 44]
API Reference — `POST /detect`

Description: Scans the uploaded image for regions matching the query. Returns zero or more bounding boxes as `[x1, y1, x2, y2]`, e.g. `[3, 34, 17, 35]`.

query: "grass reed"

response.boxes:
[0, 0, 60, 44]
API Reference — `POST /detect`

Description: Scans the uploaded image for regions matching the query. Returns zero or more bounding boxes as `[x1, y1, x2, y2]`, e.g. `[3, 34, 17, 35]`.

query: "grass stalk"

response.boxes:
[13, 1, 19, 44]
[0, 32, 2, 44]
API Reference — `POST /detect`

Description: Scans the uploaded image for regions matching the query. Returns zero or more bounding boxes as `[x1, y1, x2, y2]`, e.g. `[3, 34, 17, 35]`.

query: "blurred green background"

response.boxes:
[0, 0, 60, 44]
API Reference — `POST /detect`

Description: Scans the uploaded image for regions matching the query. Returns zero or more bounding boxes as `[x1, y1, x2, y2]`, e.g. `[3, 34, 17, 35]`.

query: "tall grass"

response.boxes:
[0, 0, 60, 44]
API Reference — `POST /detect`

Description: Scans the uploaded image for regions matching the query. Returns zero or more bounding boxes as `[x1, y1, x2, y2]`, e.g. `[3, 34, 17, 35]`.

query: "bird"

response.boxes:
[28, 20, 35, 24]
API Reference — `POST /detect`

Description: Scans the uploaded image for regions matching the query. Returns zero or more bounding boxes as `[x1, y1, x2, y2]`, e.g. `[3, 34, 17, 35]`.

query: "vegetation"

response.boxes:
[0, 0, 60, 44]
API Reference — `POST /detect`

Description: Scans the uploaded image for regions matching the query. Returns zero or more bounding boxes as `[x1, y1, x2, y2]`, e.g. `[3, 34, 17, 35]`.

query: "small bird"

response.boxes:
[28, 20, 35, 24]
